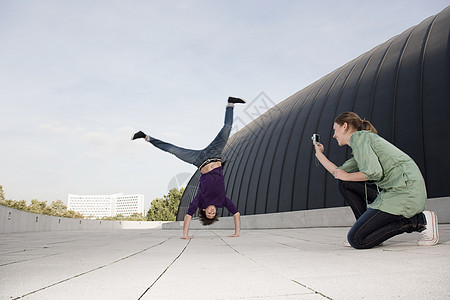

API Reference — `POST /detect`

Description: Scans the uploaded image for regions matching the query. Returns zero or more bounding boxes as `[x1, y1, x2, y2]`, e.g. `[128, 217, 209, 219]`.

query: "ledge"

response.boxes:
[0, 205, 167, 234]
[163, 197, 450, 230]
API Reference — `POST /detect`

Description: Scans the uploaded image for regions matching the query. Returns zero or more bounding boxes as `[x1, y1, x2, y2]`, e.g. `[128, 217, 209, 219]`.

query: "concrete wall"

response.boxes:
[3, 197, 447, 233]
[164, 197, 450, 230]
[0, 205, 167, 234]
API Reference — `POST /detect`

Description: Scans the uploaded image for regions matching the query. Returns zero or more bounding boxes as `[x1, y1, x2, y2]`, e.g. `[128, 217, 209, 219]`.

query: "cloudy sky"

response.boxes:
[0, 0, 448, 212]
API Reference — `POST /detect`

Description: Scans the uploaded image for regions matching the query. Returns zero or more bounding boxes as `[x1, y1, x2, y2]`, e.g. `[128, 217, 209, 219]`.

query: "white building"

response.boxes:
[68, 193, 145, 218]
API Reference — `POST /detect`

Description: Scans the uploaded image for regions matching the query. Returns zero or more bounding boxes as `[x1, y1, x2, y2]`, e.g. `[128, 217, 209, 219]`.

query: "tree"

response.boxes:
[0, 186, 28, 211]
[127, 213, 147, 221]
[0, 185, 84, 219]
[50, 200, 68, 216]
[28, 199, 51, 215]
[98, 213, 146, 221]
[100, 214, 125, 221]
[63, 209, 84, 219]
[0, 185, 5, 203]
[12, 200, 28, 211]
[147, 187, 184, 221]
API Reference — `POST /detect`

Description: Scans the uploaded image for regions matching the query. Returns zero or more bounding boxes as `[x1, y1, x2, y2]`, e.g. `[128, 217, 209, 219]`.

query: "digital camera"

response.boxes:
[311, 133, 320, 143]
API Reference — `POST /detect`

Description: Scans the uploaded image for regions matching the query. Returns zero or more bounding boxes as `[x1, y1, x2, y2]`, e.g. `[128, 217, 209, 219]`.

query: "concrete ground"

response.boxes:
[0, 226, 449, 300]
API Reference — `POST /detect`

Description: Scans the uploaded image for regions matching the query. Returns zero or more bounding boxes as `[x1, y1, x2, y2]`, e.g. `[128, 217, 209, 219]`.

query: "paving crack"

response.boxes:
[137, 235, 193, 299]
[11, 235, 177, 300]
[265, 230, 341, 247]
[212, 231, 334, 300]
[0, 252, 62, 267]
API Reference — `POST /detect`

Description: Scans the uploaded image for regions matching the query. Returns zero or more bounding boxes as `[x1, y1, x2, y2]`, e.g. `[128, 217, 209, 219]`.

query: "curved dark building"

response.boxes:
[177, 7, 450, 221]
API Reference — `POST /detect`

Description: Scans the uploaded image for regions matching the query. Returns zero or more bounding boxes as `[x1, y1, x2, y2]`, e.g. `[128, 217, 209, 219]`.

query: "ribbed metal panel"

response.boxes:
[177, 7, 450, 221]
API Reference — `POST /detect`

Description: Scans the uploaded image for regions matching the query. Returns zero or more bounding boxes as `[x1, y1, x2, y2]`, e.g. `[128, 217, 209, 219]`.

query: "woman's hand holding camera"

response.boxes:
[313, 141, 325, 155]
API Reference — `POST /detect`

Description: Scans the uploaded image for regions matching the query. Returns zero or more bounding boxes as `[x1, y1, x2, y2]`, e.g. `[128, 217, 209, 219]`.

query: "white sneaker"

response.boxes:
[417, 211, 439, 246]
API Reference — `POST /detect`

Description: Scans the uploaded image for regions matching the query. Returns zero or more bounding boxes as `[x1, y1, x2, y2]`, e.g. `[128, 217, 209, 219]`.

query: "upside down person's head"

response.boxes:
[199, 205, 219, 226]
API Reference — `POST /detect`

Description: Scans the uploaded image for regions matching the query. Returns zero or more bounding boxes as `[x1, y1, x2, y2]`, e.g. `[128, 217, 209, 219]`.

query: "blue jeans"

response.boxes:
[338, 180, 426, 249]
[147, 106, 233, 167]
[348, 208, 425, 249]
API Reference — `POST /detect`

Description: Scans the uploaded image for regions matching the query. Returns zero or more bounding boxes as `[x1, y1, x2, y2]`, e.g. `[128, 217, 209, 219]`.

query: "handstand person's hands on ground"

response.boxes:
[181, 214, 193, 240]
[226, 212, 241, 238]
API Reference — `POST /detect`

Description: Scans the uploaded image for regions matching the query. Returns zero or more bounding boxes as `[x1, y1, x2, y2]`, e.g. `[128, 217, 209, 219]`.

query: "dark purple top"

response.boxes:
[187, 166, 238, 216]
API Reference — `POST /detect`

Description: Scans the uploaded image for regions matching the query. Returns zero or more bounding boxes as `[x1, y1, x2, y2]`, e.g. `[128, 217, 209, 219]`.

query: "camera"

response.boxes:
[311, 133, 320, 143]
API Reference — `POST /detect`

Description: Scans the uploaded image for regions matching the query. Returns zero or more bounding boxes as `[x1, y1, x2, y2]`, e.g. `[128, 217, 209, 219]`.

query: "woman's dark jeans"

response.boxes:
[147, 106, 233, 167]
[337, 180, 425, 249]
[338, 180, 378, 219]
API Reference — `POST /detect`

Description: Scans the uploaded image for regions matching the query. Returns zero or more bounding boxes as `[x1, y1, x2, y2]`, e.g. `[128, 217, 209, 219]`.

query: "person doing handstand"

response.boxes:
[132, 97, 245, 239]
[313, 112, 439, 249]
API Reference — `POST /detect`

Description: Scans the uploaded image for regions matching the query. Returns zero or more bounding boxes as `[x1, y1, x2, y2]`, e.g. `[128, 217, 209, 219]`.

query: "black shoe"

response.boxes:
[132, 131, 146, 140]
[228, 97, 246, 104]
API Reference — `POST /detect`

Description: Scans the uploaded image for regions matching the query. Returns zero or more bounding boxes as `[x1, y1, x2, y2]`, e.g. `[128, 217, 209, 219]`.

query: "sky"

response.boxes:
[0, 0, 448, 212]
